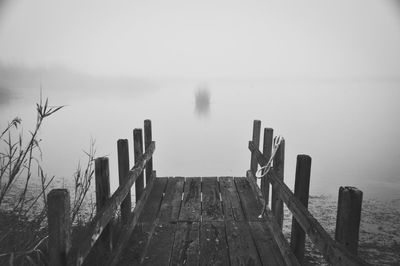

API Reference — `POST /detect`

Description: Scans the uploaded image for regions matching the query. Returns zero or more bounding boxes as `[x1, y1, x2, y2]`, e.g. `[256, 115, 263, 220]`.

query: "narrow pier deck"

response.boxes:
[46, 120, 369, 266]
[119, 176, 285, 265]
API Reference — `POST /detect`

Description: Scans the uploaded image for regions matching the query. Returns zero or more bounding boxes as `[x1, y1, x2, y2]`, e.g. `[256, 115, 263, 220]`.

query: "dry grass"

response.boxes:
[0, 96, 96, 265]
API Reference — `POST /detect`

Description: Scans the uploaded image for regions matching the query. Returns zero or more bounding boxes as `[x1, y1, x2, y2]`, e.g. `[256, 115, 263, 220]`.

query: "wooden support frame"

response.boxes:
[248, 140, 369, 266]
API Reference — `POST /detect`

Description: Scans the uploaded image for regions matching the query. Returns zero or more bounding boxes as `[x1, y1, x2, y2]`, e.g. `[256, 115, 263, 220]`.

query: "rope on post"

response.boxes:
[256, 135, 284, 217]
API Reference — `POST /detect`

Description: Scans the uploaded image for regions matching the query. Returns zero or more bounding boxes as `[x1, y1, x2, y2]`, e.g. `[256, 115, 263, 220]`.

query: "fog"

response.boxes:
[0, 1, 400, 200]
[1, 0, 400, 79]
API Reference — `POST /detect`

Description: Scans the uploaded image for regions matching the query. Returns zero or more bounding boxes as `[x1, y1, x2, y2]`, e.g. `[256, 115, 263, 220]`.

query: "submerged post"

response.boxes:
[117, 139, 131, 225]
[250, 120, 261, 178]
[144, 120, 153, 185]
[95, 157, 112, 251]
[335, 186, 363, 255]
[272, 137, 285, 228]
[48, 189, 71, 266]
[261, 127, 273, 204]
[133, 128, 144, 202]
[290, 155, 312, 264]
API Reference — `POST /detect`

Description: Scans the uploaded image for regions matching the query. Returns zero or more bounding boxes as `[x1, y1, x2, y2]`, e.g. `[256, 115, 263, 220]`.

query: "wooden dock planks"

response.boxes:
[225, 221, 262, 266]
[219, 177, 246, 221]
[159, 177, 185, 222]
[202, 177, 224, 221]
[235, 177, 263, 221]
[117, 177, 293, 266]
[179, 177, 202, 221]
[141, 223, 176, 266]
[200, 222, 230, 266]
[170, 222, 200, 265]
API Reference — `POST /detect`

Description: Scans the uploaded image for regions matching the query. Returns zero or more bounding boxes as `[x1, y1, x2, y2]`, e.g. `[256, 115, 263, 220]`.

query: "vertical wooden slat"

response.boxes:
[48, 189, 70, 266]
[272, 138, 285, 228]
[95, 157, 112, 251]
[250, 120, 261, 178]
[335, 186, 363, 255]
[261, 127, 273, 204]
[117, 139, 131, 225]
[133, 128, 144, 202]
[144, 120, 153, 185]
[290, 155, 312, 264]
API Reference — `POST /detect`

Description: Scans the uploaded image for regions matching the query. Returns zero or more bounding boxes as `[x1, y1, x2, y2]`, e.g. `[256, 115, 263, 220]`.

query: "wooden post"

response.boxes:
[335, 186, 363, 255]
[250, 120, 261, 178]
[290, 155, 312, 264]
[117, 139, 131, 225]
[48, 189, 70, 266]
[261, 127, 273, 205]
[95, 157, 112, 251]
[133, 128, 144, 202]
[271, 137, 285, 228]
[144, 120, 153, 185]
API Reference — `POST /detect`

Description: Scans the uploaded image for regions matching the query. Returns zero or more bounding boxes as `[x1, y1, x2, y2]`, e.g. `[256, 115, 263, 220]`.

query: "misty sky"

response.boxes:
[1, 0, 400, 78]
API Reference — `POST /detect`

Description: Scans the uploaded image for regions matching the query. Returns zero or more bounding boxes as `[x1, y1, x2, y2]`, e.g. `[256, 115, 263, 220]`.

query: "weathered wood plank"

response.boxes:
[159, 177, 185, 223]
[95, 157, 112, 252]
[250, 120, 261, 177]
[261, 127, 273, 205]
[48, 189, 70, 266]
[219, 177, 246, 221]
[179, 177, 201, 222]
[249, 221, 286, 266]
[225, 221, 261, 266]
[170, 222, 200, 266]
[202, 177, 223, 221]
[72, 142, 155, 265]
[335, 186, 363, 255]
[200, 222, 229, 266]
[117, 139, 131, 226]
[234, 177, 262, 221]
[248, 141, 369, 266]
[246, 170, 300, 266]
[144, 119, 153, 185]
[272, 138, 285, 228]
[290, 155, 312, 264]
[139, 178, 168, 223]
[134, 129, 145, 201]
[108, 171, 157, 266]
[116, 223, 152, 265]
[141, 222, 176, 266]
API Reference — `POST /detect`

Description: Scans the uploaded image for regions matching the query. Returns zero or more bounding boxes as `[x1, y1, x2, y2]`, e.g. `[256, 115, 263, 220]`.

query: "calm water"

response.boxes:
[1, 79, 400, 200]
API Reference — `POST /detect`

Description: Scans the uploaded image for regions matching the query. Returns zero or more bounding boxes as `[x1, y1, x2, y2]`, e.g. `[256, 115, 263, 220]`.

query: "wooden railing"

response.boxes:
[47, 120, 155, 266]
[247, 120, 369, 266]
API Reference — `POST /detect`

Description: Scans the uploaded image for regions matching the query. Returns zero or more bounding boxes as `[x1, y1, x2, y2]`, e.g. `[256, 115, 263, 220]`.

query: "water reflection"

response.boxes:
[194, 86, 211, 117]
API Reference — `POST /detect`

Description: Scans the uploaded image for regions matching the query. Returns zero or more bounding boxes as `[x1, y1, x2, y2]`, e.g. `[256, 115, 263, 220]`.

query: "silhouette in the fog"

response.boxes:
[194, 86, 210, 117]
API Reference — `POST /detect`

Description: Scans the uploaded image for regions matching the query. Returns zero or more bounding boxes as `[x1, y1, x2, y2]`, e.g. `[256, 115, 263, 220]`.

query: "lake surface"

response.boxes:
[1, 79, 399, 200]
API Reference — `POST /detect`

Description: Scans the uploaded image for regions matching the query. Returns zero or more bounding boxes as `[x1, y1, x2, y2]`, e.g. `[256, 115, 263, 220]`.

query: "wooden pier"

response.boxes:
[47, 120, 369, 266]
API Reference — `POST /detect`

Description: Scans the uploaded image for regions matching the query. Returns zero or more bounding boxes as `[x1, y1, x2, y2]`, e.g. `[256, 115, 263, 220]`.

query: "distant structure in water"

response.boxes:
[194, 85, 210, 117]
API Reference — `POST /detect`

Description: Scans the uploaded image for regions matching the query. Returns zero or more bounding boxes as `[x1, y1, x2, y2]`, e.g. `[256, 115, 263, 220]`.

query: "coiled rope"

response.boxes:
[256, 135, 284, 217]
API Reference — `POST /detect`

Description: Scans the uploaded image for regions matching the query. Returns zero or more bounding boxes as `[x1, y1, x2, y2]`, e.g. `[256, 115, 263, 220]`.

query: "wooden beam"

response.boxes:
[144, 120, 153, 185]
[272, 138, 284, 228]
[250, 120, 261, 177]
[290, 155, 312, 264]
[134, 128, 144, 201]
[246, 170, 300, 266]
[108, 171, 157, 266]
[261, 128, 273, 205]
[117, 139, 131, 225]
[248, 141, 370, 266]
[335, 186, 363, 255]
[48, 189, 71, 266]
[95, 157, 112, 251]
[72, 142, 155, 266]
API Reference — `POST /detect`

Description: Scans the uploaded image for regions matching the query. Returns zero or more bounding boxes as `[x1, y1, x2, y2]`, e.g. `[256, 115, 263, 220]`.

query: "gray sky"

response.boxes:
[0, 0, 400, 78]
